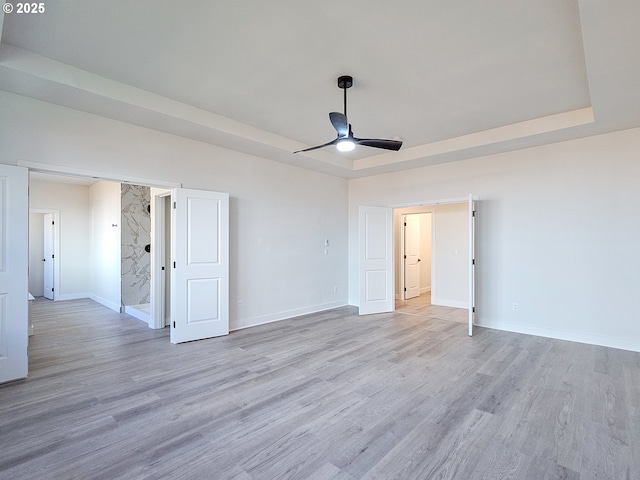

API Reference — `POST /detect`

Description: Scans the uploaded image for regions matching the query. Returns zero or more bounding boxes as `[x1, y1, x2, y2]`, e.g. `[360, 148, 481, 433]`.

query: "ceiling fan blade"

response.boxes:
[293, 138, 338, 154]
[354, 138, 403, 151]
[329, 112, 349, 137]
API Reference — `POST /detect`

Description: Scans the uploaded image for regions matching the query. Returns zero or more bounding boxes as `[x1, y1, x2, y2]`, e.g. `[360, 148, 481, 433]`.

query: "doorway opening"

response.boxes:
[359, 195, 476, 334]
[28, 209, 60, 302]
[26, 167, 180, 333]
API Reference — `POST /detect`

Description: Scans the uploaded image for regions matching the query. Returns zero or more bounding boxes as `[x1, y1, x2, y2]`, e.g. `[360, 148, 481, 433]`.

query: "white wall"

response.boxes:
[89, 181, 122, 311]
[29, 180, 91, 299]
[1, 91, 349, 331]
[395, 206, 466, 304]
[431, 203, 468, 308]
[349, 127, 640, 352]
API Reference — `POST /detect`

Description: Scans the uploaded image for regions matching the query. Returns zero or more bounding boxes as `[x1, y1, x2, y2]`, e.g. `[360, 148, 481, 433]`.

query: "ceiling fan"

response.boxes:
[294, 75, 403, 154]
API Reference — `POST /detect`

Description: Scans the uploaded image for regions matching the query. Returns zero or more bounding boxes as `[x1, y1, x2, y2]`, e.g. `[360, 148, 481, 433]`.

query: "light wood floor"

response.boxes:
[395, 292, 468, 324]
[1, 298, 638, 479]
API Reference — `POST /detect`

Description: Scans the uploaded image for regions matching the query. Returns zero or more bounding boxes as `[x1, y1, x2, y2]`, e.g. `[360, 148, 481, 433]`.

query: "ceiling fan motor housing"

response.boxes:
[337, 75, 353, 89]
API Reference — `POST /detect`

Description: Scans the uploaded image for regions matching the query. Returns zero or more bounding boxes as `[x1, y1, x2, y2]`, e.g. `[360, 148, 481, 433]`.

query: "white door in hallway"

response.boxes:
[170, 188, 229, 344]
[0, 164, 29, 383]
[43, 213, 55, 300]
[359, 206, 394, 315]
[404, 214, 421, 300]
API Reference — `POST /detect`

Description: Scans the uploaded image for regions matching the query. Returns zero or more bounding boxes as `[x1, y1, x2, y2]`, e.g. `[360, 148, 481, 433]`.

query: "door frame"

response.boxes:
[29, 208, 60, 301]
[398, 211, 434, 301]
[150, 189, 171, 329]
[362, 196, 477, 320]
[23, 161, 180, 326]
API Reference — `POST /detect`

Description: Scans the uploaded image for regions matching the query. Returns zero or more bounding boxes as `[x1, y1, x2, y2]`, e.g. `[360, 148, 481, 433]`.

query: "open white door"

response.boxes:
[170, 188, 229, 344]
[404, 214, 421, 300]
[43, 213, 55, 300]
[359, 206, 394, 315]
[0, 164, 29, 383]
[468, 194, 476, 336]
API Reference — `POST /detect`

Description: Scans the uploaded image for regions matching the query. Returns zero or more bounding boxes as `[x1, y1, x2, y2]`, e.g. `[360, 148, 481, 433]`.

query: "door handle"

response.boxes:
[417, 258, 421, 262]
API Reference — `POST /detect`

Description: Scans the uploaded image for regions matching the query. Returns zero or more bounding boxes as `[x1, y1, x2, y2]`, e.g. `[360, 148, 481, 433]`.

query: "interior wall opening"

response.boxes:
[27, 169, 179, 334]
[392, 200, 472, 325]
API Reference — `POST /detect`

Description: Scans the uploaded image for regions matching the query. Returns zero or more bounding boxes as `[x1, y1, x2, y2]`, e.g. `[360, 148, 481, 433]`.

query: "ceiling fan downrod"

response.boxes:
[337, 75, 353, 120]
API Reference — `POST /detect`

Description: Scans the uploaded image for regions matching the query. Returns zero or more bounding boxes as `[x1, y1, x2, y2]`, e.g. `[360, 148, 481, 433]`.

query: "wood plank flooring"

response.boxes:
[1, 297, 638, 479]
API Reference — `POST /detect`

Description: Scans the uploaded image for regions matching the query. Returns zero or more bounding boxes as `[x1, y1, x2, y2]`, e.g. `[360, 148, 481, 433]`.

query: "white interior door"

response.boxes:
[404, 214, 421, 300]
[0, 164, 29, 383]
[170, 188, 229, 344]
[359, 206, 394, 315]
[43, 213, 55, 300]
[468, 194, 476, 336]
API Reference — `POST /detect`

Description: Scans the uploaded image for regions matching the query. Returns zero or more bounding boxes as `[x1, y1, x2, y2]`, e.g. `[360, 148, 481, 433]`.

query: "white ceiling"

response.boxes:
[1, 0, 639, 178]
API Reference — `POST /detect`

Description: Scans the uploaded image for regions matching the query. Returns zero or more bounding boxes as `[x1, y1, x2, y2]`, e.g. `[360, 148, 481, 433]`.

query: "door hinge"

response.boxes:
[52, 288, 54, 292]
[173, 201, 176, 209]
[52, 221, 55, 225]
[473, 307, 475, 313]
[472, 259, 475, 265]
[52, 254, 55, 259]
[404, 255, 406, 259]
[173, 321, 176, 328]
[404, 287, 407, 292]
[161, 266, 165, 271]
[173, 261, 176, 268]
[404, 222, 407, 227]
[473, 210, 476, 217]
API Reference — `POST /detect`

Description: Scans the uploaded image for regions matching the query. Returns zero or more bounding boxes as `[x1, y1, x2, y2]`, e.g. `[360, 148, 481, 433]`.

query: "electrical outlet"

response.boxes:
[237, 300, 243, 309]
[512, 303, 519, 311]
[333, 286, 338, 293]
[324, 239, 330, 247]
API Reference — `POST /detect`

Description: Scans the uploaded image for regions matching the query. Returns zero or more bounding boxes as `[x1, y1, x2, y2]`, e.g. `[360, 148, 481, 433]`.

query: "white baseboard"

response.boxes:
[396, 289, 431, 300]
[232, 300, 348, 331]
[124, 305, 150, 323]
[89, 294, 121, 313]
[478, 319, 640, 353]
[56, 293, 91, 301]
[431, 297, 468, 309]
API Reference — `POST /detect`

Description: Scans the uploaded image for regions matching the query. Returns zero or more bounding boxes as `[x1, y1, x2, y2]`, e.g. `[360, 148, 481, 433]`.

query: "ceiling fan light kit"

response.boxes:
[336, 139, 356, 152]
[293, 75, 402, 154]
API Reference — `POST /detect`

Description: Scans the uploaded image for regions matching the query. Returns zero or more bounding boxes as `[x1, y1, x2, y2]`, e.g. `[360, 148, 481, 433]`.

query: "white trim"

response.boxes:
[390, 196, 477, 209]
[124, 305, 150, 323]
[399, 214, 406, 300]
[150, 190, 170, 329]
[56, 293, 90, 301]
[431, 298, 468, 309]
[478, 319, 640, 353]
[232, 301, 348, 331]
[19, 161, 181, 189]
[89, 294, 121, 313]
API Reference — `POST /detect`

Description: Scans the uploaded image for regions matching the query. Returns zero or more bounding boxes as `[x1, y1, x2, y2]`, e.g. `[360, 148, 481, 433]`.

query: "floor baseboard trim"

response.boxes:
[478, 319, 640, 353]
[124, 305, 150, 323]
[232, 301, 348, 332]
[431, 297, 468, 309]
[89, 294, 121, 313]
[56, 293, 91, 301]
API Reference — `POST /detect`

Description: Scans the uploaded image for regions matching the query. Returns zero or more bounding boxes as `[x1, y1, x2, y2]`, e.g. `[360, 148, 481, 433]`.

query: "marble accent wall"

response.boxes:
[121, 184, 151, 306]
